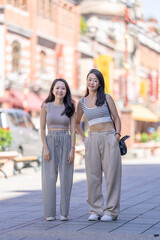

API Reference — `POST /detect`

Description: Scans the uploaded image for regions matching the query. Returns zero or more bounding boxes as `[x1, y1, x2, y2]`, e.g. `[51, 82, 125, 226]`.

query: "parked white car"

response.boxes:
[0, 108, 42, 157]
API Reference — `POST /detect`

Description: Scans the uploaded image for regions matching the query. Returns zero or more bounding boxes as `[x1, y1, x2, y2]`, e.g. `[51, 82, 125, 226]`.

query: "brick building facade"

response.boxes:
[0, 0, 80, 111]
[139, 44, 159, 102]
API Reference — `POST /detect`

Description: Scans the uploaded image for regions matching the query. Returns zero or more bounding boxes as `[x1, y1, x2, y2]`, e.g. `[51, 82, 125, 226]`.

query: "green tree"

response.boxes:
[0, 128, 12, 151]
[141, 132, 149, 143]
[81, 16, 87, 34]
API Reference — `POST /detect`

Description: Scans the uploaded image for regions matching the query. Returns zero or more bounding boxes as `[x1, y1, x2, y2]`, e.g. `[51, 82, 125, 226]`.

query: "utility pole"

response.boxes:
[124, 6, 129, 107]
[111, 0, 136, 107]
[124, 1, 136, 107]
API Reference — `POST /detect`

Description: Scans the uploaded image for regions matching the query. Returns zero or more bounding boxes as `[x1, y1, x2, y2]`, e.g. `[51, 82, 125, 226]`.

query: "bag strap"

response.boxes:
[105, 97, 116, 131]
[120, 135, 130, 142]
[106, 97, 130, 142]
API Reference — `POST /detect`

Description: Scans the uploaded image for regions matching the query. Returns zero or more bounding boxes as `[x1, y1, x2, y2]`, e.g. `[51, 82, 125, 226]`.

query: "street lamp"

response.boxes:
[87, 16, 98, 57]
[23, 79, 29, 112]
[123, 1, 137, 107]
[113, 0, 137, 107]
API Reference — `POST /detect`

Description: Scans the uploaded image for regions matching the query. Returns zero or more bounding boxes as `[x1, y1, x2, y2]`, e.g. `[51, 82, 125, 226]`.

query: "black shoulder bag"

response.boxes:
[106, 99, 130, 156]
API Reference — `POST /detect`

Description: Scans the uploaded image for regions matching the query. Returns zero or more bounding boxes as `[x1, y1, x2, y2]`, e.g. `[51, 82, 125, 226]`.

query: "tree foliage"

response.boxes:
[0, 128, 12, 151]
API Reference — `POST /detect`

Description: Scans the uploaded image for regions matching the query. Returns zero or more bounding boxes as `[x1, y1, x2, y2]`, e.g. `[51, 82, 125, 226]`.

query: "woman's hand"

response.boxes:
[68, 148, 75, 164]
[115, 133, 121, 142]
[83, 137, 87, 145]
[44, 147, 51, 162]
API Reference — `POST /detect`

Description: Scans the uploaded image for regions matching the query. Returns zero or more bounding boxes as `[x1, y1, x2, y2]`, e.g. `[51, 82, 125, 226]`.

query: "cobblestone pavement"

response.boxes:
[0, 157, 160, 240]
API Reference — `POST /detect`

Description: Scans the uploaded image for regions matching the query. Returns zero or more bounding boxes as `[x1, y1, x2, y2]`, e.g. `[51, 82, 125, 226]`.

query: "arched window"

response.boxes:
[12, 41, 21, 72]
[42, 0, 45, 16]
[38, 0, 45, 16]
[40, 51, 46, 72]
[22, 0, 27, 10]
[9, 0, 27, 10]
[14, 0, 19, 7]
[49, 0, 52, 19]
[7, 0, 12, 4]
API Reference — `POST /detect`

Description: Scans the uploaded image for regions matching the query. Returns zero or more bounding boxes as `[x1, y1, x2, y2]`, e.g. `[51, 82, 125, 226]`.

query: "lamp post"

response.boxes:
[23, 80, 29, 112]
[87, 16, 99, 61]
[111, 0, 137, 107]
[124, 5, 129, 107]
[123, 2, 136, 107]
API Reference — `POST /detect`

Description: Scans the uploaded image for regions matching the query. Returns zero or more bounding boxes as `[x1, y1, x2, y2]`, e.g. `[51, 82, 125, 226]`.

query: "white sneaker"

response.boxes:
[46, 216, 56, 221]
[100, 215, 113, 222]
[60, 215, 68, 221]
[88, 214, 100, 221]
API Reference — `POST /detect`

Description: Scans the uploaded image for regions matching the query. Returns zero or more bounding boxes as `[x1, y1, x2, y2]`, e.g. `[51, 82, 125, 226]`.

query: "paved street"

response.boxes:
[0, 156, 160, 240]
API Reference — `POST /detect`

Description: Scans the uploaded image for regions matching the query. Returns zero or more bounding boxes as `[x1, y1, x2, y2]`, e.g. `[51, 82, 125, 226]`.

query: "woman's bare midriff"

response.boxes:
[89, 122, 114, 132]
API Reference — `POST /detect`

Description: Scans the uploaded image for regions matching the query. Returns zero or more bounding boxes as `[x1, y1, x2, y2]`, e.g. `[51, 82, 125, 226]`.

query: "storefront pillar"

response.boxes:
[120, 108, 134, 148]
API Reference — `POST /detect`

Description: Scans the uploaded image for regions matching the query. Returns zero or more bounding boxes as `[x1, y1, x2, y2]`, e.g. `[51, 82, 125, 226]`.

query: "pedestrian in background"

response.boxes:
[76, 69, 122, 222]
[40, 78, 75, 221]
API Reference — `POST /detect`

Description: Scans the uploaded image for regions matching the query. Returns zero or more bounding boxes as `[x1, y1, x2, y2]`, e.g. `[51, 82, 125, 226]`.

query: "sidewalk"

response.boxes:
[0, 156, 160, 240]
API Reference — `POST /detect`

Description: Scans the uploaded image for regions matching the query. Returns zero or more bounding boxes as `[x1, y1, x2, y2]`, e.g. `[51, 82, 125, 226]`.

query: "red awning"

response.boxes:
[73, 97, 80, 104]
[10, 89, 43, 112]
[0, 95, 20, 106]
[39, 94, 48, 102]
[0, 96, 10, 103]
[39, 95, 79, 109]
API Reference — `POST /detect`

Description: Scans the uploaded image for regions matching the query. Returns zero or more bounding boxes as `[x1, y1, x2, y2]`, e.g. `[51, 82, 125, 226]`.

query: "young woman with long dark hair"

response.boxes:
[40, 78, 75, 221]
[76, 69, 122, 222]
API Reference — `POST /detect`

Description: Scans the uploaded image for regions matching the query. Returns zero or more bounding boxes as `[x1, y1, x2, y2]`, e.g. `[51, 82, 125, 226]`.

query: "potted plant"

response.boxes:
[0, 128, 12, 151]
[141, 132, 150, 143]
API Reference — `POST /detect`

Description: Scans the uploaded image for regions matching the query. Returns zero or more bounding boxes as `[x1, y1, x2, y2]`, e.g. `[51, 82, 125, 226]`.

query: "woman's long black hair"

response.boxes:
[85, 69, 106, 106]
[42, 78, 75, 118]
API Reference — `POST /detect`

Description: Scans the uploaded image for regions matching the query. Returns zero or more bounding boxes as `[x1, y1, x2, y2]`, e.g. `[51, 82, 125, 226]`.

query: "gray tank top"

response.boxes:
[45, 102, 70, 129]
[81, 95, 112, 126]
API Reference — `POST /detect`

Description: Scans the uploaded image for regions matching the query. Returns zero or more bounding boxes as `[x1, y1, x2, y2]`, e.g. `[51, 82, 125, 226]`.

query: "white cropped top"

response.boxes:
[81, 95, 112, 126]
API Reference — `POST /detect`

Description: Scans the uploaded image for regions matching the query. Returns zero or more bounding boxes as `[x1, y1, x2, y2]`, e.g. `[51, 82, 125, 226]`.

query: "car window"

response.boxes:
[15, 112, 27, 128]
[0, 113, 2, 127]
[0, 112, 8, 128]
[8, 113, 17, 126]
[24, 115, 35, 129]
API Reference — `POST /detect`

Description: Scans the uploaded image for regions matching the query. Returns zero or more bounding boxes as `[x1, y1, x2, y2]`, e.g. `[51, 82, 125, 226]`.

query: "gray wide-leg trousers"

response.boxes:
[42, 130, 73, 218]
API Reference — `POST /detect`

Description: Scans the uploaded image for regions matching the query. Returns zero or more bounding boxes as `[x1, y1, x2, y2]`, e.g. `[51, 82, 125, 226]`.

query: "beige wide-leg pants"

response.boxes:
[42, 130, 73, 218]
[85, 130, 122, 219]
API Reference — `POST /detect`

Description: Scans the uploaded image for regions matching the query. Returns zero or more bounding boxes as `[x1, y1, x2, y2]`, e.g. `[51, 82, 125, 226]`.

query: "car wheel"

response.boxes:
[17, 147, 23, 157]
[14, 147, 24, 172]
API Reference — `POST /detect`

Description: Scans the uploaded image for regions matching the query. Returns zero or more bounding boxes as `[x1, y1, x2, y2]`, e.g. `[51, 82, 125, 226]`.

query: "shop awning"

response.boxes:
[39, 93, 48, 102]
[39, 95, 80, 106]
[10, 89, 43, 112]
[131, 105, 159, 122]
[0, 95, 20, 106]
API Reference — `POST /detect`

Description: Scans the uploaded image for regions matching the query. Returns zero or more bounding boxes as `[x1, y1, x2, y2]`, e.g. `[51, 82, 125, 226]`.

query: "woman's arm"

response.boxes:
[40, 105, 50, 161]
[106, 95, 121, 141]
[76, 100, 86, 141]
[68, 113, 76, 164]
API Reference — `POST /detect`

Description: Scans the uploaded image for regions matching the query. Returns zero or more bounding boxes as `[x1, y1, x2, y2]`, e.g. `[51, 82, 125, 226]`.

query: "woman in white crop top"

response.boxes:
[40, 78, 75, 222]
[76, 69, 122, 222]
